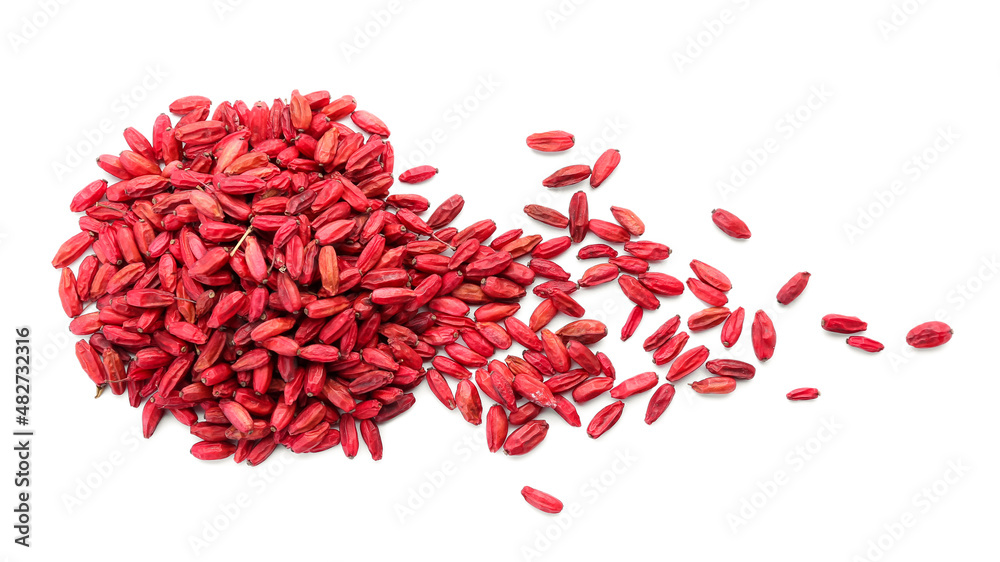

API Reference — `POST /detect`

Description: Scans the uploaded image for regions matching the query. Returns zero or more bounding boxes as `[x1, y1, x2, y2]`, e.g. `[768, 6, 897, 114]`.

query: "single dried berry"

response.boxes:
[529, 299, 558, 332]
[552, 395, 582, 427]
[426, 370, 456, 410]
[546, 370, 589, 394]
[752, 310, 776, 361]
[526, 131, 575, 152]
[568, 191, 590, 243]
[398, 165, 438, 184]
[541, 328, 572, 372]
[705, 359, 756, 380]
[455, 379, 483, 425]
[586, 401, 624, 439]
[340, 415, 359, 458]
[786, 387, 820, 401]
[506, 317, 543, 351]
[524, 205, 570, 229]
[777, 272, 811, 305]
[609, 256, 648, 274]
[588, 219, 631, 244]
[665, 345, 709, 382]
[590, 149, 620, 188]
[532, 236, 573, 260]
[619, 275, 660, 310]
[577, 244, 617, 260]
[351, 110, 390, 136]
[711, 209, 751, 239]
[169, 95, 211, 114]
[191, 441, 237, 461]
[556, 319, 608, 344]
[720, 306, 744, 348]
[688, 307, 730, 332]
[550, 289, 585, 318]
[686, 278, 728, 307]
[610, 372, 658, 399]
[846, 336, 884, 352]
[637, 273, 684, 297]
[579, 263, 620, 288]
[529, 258, 571, 281]
[58, 268, 82, 317]
[543, 165, 592, 188]
[596, 352, 615, 379]
[821, 314, 867, 334]
[504, 420, 550, 455]
[428, 195, 466, 228]
[644, 383, 676, 425]
[52, 231, 94, 269]
[624, 241, 670, 261]
[521, 486, 564, 513]
[691, 377, 737, 395]
[689, 260, 732, 292]
[533, 280, 579, 299]
[609, 206, 644, 236]
[71, 180, 108, 212]
[905, 321, 953, 348]
[512, 374, 558, 408]
[490, 228, 523, 250]
[643, 315, 681, 352]
[360, 420, 383, 460]
[621, 306, 643, 341]
[572, 377, 613, 403]
[486, 405, 508, 453]
[508, 402, 543, 426]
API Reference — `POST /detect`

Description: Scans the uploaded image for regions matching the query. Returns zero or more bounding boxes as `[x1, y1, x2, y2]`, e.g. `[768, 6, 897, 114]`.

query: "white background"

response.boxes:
[2, 0, 998, 560]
